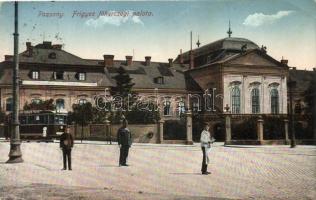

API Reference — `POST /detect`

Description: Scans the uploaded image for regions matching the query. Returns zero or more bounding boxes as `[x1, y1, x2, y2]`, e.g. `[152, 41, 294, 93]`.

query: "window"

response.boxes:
[6, 98, 13, 111]
[56, 99, 65, 110]
[177, 101, 186, 116]
[78, 72, 86, 81]
[231, 86, 240, 114]
[79, 99, 87, 105]
[163, 99, 171, 116]
[48, 52, 56, 59]
[154, 77, 164, 84]
[31, 98, 41, 104]
[54, 71, 64, 80]
[251, 88, 260, 114]
[271, 89, 279, 114]
[31, 70, 39, 80]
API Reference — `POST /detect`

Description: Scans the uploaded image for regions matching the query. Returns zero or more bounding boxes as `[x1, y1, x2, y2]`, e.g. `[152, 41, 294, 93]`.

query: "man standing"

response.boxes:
[117, 119, 132, 166]
[60, 126, 74, 170]
[200, 123, 214, 175]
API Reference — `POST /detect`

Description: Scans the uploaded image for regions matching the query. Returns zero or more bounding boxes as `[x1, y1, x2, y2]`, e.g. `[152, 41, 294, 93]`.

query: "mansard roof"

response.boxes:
[0, 41, 193, 91]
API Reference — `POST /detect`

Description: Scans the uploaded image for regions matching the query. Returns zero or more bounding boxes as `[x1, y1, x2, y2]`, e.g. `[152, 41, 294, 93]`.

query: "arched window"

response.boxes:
[251, 88, 260, 114]
[56, 99, 65, 110]
[177, 101, 186, 116]
[6, 98, 13, 111]
[163, 99, 171, 116]
[231, 86, 240, 114]
[271, 89, 279, 114]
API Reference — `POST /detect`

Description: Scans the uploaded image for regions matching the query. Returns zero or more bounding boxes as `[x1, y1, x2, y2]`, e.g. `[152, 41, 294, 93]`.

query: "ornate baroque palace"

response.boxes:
[1, 32, 315, 144]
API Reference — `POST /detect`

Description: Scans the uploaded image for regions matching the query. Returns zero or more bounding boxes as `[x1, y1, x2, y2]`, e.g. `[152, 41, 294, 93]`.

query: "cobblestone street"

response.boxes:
[0, 141, 315, 200]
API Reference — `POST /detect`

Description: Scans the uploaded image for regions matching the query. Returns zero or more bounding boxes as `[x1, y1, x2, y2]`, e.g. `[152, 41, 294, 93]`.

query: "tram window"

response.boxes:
[20, 116, 27, 124]
[55, 115, 65, 125]
[48, 115, 54, 124]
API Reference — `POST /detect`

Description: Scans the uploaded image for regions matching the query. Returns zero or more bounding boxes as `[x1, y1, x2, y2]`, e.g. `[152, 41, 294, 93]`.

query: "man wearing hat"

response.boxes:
[117, 119, 132, 166]
[60, 126, 74, 170]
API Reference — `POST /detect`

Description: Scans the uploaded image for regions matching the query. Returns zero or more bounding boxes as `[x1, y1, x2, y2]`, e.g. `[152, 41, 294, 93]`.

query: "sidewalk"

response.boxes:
[0, 141, 315, 200]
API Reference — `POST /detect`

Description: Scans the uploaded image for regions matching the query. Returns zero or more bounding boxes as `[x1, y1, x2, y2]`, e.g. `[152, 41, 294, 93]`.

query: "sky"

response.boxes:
[0, 0, 315, 70]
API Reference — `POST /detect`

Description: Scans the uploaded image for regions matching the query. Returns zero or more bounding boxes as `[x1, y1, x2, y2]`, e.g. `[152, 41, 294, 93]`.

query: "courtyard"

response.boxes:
[0, 140, 315, 200]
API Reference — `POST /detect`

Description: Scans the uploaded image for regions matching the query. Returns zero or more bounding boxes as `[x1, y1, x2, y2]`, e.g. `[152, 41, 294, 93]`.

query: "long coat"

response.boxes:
[200, 130, 213, 164]
[117, 127, 132, 147]
[60, 132, 74, 149]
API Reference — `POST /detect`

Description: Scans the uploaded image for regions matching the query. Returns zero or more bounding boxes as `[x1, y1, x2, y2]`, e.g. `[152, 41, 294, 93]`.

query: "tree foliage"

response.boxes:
[23, 99, 55, 111]
[68, 102, 93, 125]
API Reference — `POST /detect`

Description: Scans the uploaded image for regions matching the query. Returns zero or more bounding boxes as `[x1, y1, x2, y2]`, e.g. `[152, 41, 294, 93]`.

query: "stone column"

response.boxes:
[158, 119, 164, 143]
[186, 110, 193, 145]
[284, 119, 290, 145]
[257, 116, 264, 144]
[105, 117, 111, 144]
[224, 114, 231, 145]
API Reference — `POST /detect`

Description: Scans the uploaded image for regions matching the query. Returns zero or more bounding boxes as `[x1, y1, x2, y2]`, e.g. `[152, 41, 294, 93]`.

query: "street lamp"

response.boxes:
[288, 67, 296, 148]
[7, 1, 23, 163]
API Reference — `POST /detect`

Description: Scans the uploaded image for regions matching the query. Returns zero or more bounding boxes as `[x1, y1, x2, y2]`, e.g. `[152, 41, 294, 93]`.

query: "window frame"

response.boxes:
[231, 86, 241, 114]
[251, 88, 260, 114]
[270, 88, 279, 114]
[31, 70, 40, 80]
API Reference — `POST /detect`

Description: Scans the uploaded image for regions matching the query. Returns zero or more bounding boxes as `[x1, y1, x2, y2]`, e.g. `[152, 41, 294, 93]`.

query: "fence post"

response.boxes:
[158, 119, 164, 143]
[224, 114, 231, 145]
[186, 110, 193, 145]
[257, 115, 264, 144]
[284, 119, 290, 144]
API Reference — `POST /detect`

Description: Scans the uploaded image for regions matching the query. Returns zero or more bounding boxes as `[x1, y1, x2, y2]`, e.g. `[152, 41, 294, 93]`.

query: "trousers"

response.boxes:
[119, 146, 130, 165]
[62, 148, 72, 170]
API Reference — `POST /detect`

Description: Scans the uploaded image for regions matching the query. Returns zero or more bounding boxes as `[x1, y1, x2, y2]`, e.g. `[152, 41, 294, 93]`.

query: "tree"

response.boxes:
[111, 66, 136, 119]
[23, 99, 55, 111]
[68, 102, 93, 142]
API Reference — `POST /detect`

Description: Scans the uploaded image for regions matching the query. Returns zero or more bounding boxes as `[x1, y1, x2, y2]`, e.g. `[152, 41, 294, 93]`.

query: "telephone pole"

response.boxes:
[7, 1, 23, 163]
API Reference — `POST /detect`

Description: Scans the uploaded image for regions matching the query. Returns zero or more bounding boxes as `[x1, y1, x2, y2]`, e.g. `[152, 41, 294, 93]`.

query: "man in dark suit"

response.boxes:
[117, 119, 132, 166]
[60, 127, 74, 170]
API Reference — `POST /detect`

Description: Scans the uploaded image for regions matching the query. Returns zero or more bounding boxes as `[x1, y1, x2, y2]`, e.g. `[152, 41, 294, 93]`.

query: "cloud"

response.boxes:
[85, 10, 144, 28]
[243, 10, 294, 27]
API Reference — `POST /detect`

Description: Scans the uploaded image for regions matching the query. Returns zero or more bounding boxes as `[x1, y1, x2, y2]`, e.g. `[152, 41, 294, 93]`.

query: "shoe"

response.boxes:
[206, 172, 211, 174]
[122, 164, 129, 166]
[69, 168, 72, 170]
[202, 172, 208, 175]
[62, 168, 66, 170]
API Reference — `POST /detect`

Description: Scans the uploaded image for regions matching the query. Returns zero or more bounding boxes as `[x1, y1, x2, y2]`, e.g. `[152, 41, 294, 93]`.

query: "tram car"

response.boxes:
[15, 110, 68, 141]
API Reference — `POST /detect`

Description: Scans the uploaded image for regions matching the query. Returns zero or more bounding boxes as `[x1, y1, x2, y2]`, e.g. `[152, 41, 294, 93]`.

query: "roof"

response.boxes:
[1, 41, 191, 90]
[175, 37, 260, 63]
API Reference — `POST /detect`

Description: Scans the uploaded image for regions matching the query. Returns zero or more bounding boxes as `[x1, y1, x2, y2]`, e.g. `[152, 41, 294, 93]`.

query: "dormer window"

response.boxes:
[31, 70, 39, 80]
[54, 71, 64, 80]
[48, 52, 56, 59]
[78, 72, 86, 81]
[154, 76, 164, 84]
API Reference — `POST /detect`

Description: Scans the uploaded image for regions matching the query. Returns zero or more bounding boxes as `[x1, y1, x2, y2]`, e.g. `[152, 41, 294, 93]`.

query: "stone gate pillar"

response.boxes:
[105, 116, 111, 144]
[224, 114, 231, 145]
[284, 119, 290, 145]
[158, 119, 164, 143]
[186, 110, 193, 145]
[257, 115, 264, 144]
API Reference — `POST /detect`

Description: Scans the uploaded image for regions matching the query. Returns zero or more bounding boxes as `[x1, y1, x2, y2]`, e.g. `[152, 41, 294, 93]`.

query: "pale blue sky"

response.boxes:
[0, 0, 315, 69]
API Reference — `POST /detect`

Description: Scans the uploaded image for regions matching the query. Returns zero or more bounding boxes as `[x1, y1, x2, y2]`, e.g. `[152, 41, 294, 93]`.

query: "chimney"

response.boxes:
[189, 50, 194, 69]
[103, 54, 114, 67]
[26, 42, 33, 56]
[313, 68, 316, 72]
[280, 59, 288, 65]
[52, 44, 62, 50]
[145, 56, 151, 66]
[179, 49, 183, 64]
[126, 55, 133, 66]
[168, 58, 173, 67]
[4, 55, 13, 61]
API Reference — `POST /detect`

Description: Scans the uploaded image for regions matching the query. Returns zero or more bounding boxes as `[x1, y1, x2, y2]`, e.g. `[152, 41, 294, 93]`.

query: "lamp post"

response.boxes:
[7, 1, 23, 163]
[288, 68, 296, 148]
